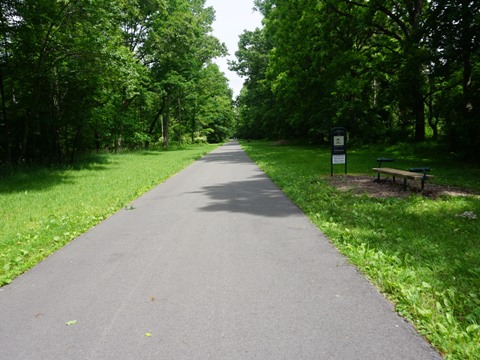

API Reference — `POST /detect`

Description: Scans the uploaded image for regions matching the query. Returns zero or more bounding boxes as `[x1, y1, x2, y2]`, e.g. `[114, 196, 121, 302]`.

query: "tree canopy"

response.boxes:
[232, 0, 480, 155]
[3, 1, 478, 163]
[0, 0, 235, 165]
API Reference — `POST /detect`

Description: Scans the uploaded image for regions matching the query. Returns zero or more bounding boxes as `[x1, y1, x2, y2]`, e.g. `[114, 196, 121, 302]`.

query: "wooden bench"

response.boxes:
[372, 167, 434, 191]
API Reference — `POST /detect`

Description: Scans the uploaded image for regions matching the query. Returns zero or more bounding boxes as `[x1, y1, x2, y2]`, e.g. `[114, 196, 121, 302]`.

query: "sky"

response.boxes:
[205, 0, 263, 97]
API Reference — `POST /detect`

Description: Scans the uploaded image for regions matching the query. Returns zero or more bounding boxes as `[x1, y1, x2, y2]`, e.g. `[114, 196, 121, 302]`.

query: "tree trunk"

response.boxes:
[0, 68, 11, 164]
[145, 102, 165, 149]
[462, 55, 473, 116]
[21, 113, 30, 161]
[95, 131, 101, 152]
[177, 95, 182, 146]
[191, 114, 196, 143]
[413, 81, 425, 142]
[403, 41, 426, 142]
[410, 1, 426, 142]
[163, 94, 171, 149]
[50, 66, 61, 163]
[426, 94, 438, 141]
[163, 113, 169, 149]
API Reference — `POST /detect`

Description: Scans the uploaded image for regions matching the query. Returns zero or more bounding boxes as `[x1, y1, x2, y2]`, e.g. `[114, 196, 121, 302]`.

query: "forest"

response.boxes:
[232, 0, 479, 157]
[0, 0, 235, 165]
[1, 0, 479, 166]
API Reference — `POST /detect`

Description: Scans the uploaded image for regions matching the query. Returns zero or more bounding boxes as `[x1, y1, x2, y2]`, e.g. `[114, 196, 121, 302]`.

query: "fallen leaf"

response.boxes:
[66, 320, 78, 326]
[145, 332, 152, 337]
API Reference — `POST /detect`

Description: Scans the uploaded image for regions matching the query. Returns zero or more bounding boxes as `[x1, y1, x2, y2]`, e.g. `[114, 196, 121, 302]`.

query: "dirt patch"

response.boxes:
[273, 139, 293, 145]
[327, 175, 479, 199]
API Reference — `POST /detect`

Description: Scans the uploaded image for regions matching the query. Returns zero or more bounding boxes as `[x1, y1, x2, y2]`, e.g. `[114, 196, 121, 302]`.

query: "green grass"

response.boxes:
[0, 144, 218, 286]
[240, 140, 480, 360]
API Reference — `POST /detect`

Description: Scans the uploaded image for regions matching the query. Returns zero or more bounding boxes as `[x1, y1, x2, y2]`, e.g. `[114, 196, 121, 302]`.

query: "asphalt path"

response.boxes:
[0, 141, 442, 359]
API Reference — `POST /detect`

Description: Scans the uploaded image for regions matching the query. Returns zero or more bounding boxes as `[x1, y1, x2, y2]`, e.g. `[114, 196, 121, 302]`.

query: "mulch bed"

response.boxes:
[327, 175, 479, 200]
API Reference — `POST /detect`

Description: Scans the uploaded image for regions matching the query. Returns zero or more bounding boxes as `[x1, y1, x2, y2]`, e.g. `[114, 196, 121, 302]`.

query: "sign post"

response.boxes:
[331, 127, 347, 176]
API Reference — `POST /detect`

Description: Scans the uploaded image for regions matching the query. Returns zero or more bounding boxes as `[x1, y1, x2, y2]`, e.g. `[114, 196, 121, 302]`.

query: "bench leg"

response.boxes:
[403, 178, 407, 190]
[421, 179, 425, 191]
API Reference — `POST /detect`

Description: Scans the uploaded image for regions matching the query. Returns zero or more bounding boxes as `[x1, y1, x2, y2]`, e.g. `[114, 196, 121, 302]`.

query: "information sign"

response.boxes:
[332, 154, 346, 164]
[331, 127, 347, 175]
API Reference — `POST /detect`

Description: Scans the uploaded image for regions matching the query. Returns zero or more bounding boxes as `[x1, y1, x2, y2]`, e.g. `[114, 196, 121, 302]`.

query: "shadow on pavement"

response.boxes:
[198, 149, 253, 165]
[195, 175, 298, 218]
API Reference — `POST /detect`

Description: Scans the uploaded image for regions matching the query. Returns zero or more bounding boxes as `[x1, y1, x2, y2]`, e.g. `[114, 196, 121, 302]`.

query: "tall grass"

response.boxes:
[0, 145, 217, 286]
[241, 141, 480, 360]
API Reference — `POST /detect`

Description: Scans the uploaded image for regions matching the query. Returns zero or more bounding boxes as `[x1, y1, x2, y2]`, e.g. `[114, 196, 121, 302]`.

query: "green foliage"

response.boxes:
[230, 28, 281, 139]
[0, 144, 217, 285]
[234, 1, 480, 153]
[195, 64, 235, 143]
[241, 140, 480, 359]
[0, 0, 234, 165]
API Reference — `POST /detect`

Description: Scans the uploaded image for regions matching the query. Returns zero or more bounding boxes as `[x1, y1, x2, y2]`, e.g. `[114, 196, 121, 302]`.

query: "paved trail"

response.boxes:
[0, 142, 441, 359]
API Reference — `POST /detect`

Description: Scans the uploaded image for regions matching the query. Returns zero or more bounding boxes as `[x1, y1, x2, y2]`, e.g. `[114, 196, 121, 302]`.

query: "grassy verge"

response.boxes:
[241, 140, 480, 360]
[0, 144, 218, 286]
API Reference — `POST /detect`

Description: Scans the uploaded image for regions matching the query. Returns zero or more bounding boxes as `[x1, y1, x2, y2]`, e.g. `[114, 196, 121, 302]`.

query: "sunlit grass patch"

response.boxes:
[0, 144, 217, 286]
[241, 140, 480, 360]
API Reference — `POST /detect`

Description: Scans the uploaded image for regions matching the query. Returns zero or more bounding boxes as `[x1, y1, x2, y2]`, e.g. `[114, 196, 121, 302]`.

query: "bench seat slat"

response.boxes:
[372, 167, 434, 180]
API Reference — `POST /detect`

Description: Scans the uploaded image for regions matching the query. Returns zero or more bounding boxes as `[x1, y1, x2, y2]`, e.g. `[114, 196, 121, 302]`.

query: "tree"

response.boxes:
[146, 0, 226, 148]
[237, 0, 479, 149]
[195, 64, 235, 142]
[427, 0, 480, 154]
[230, 27, 278, 139]
[0, 0, 234, 164]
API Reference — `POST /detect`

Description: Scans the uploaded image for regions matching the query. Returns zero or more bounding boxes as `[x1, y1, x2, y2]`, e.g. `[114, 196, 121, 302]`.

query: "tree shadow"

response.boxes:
[197, 147, 255, 165]
[0, 155, 113, 194]
[194, 175, 301, 218]
[197, 152, 254, 164]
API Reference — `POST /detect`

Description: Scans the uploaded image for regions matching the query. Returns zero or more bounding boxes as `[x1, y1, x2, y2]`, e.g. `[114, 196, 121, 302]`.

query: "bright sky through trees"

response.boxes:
[205, 0, 263, 97]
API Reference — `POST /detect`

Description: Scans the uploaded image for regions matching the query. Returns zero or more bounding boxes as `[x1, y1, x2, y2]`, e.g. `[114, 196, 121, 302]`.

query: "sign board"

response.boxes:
[333, 136, 345, 147]
[332, 154, 346, 164]
[331, 127, 347, 175]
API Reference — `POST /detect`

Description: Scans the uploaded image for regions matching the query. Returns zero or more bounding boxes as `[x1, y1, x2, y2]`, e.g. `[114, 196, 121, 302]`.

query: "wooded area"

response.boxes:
[2, 0, 479, 165]
[0, 0, 235, 165]
[232, 0, 479, 157]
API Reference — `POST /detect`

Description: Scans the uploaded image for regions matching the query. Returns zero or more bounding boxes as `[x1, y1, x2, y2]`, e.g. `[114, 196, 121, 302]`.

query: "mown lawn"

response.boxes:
[241, 140, 480, 360]
[0, 144, 218, 286]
